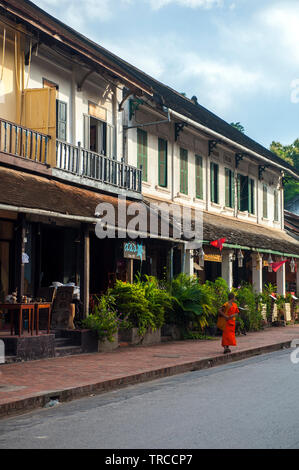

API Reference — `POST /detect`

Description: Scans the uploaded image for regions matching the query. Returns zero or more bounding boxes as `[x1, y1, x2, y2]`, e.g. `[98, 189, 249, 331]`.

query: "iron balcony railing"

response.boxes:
[0, 118, 50, 163]
[56, 140, 142, 193]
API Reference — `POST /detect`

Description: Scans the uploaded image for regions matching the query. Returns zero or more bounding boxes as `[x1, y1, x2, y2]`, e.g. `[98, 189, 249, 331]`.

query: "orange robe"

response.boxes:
[222, 302, 239, 347]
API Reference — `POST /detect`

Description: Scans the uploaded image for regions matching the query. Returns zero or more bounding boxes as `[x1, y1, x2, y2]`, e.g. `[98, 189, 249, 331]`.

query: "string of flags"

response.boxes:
[205, 238, 297, 273]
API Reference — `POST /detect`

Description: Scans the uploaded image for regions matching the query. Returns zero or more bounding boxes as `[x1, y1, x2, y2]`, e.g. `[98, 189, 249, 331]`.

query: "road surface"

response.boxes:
[1, 349, 299, 449]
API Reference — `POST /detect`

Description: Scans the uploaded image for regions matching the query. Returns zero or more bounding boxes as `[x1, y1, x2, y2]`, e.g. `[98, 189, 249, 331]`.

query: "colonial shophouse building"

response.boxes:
[0, 0, 298, 329]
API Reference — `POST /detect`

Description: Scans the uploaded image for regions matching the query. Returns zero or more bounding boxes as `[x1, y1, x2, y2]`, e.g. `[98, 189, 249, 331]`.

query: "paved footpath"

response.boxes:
[1, 325, 299, 418]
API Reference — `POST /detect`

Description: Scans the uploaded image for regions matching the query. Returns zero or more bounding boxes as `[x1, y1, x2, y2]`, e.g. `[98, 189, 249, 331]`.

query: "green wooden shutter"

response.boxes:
[158, 138, 167, 187]
[56, 100, 67, 141]
[137, 129, 148, 182]
[195, 155, 203, 199]
[248, 178, 252, 214]
[232, 171, 235, 209]
[225, 169, 234, 208]
[210, 162, 219, 203]
[225, 168, 230, 207]
[248, 178, 255, 214]
[180, 148, 188, 194]
[237, 174, 241, 210]
[263, 184, 268, 218]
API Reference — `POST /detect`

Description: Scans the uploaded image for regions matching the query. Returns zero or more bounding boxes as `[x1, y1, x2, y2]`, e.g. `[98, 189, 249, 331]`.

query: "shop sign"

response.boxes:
[204, 253, 222, 263]
[123, 241, 146, 261]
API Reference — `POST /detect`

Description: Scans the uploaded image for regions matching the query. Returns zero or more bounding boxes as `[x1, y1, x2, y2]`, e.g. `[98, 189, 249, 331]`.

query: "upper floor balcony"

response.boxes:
[0, 117, 142, 197]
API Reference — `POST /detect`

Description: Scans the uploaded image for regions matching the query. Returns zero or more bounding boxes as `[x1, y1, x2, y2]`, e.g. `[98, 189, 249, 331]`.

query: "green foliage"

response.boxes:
[230, 122, 245, 133]
[109, 280, 155, 337]
[270, 139, 299, 203]
[205, 277, 229, 315]
[166, 273, 215, 331]
[135, 274, 173, 329]
[83, 294, 119, 342]
[233, 283, 263, 331]
[258, 283, 277, 322]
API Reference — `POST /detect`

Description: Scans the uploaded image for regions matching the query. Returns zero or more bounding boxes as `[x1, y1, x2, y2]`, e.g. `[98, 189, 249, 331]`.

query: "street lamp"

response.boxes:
[237, 249, 244, 268]
[290, 258, 296, 273]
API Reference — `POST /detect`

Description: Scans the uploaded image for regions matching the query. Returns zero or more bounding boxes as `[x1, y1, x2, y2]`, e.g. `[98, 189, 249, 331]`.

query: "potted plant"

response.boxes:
[83, 294, 120, 352]
[275, 295, 286, 326]
[110, 276, 170, 345]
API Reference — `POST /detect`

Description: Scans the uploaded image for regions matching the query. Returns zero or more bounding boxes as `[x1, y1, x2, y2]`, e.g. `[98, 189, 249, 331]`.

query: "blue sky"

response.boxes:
[34, 0, 299, 149]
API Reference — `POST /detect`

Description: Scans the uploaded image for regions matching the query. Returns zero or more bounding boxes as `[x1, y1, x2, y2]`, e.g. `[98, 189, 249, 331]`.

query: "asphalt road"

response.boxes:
[1, 349, 299, 449]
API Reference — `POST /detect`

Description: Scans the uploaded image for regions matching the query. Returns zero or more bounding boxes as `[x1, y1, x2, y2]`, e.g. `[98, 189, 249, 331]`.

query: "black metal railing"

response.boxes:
[0, 118, 50, 163]
[56, 140, 142, 193]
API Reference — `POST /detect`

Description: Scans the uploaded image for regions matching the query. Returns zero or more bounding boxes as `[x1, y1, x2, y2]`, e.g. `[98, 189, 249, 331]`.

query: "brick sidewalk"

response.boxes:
[1, 325, 299, 417]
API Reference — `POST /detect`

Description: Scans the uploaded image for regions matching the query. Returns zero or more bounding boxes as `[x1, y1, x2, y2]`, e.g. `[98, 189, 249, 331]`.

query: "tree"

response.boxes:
[230, 122, 245, 133]
[270, 139, 299, 204]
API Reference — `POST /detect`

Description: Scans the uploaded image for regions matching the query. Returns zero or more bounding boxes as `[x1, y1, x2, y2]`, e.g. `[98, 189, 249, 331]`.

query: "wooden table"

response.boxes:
[0, 302, 52, 337]
[0, 303, 35, 337]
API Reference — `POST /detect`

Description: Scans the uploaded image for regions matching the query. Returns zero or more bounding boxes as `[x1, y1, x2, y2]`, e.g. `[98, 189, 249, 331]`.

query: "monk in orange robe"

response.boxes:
[219, 293, 239, 354]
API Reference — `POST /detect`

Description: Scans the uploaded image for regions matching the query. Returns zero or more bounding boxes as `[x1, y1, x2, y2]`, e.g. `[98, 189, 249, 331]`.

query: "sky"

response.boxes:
[33, 0, 299, 150]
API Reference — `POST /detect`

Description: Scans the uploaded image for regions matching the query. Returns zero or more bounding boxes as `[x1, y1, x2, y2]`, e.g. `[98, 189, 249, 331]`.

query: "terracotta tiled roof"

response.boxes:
[144, 196, 299, 255]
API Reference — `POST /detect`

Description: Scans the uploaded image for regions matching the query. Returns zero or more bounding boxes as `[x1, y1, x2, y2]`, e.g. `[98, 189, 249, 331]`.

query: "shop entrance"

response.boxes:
[204, 260, 222, 282]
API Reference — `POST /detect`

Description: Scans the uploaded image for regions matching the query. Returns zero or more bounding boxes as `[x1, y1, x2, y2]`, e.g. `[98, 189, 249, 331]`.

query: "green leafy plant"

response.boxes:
[233, 283, 263, 331]
[109, 280, 155, 337]
[166, 273, 215, 332]
[136, 274, 172, 329]
[83, 294, 119, 342]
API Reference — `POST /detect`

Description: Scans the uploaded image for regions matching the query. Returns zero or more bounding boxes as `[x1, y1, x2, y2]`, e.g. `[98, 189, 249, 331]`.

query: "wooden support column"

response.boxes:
[82, 224, 90, 319]
[127, 259, 134, 284]
[15, 213, 26, 302]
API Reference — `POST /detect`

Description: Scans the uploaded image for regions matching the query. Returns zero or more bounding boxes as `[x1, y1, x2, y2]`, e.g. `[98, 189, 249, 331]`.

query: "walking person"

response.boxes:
[218, 293, 239, 354]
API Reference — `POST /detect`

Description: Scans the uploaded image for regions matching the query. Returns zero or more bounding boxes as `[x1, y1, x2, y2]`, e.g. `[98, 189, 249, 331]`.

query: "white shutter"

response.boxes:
[83, 114, 90, 150]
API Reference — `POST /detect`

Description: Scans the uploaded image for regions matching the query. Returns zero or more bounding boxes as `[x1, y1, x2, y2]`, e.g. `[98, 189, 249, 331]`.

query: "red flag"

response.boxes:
[270, 260, 287, 273]
[210, 238, 226, 251]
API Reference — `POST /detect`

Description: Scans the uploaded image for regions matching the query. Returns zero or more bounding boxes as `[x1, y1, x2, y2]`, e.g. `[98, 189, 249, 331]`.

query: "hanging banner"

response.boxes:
[123, 241, 146, 261]
[210, 238, 226, 251]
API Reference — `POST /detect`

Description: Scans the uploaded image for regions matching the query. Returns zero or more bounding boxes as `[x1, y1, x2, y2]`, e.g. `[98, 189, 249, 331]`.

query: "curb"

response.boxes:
[0, 339, 292, 419]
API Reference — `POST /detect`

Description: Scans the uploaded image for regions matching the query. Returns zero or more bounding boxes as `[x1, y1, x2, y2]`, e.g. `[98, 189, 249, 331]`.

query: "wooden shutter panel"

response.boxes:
[210, 162, 214, 202]
[56, 100, 67, 141]
[180, 148, 188, 194]
[225, 168, 230, 207]
[83, 114, 90, 149]
[137, 129, 147, 182]
[158, 138, 167, 187]
[231, 171, 235, 208]
[195, 155, 203, 199]
[237, 174, 241, 210]
[248, 178, 255, 214]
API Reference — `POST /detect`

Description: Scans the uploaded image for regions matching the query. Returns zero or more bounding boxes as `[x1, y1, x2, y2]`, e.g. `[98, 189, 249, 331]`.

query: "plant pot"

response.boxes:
[98, 332, 119, 353]
[161, 324, 182, 340]
[118, 327, 161, 345]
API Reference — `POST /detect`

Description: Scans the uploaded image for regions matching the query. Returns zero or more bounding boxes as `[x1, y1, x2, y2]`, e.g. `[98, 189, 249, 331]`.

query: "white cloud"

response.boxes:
[260, 3, 299, 63]
[147, 0, 222, 10]
[34, 0, 130, 24]
[102, 35, 277, 114]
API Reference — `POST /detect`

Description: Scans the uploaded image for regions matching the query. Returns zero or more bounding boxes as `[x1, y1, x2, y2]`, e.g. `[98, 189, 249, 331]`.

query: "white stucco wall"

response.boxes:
[127, 103, 283, 228]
